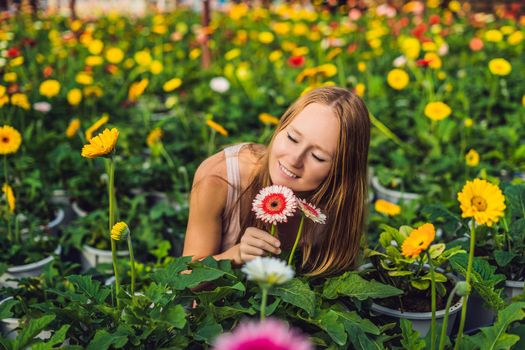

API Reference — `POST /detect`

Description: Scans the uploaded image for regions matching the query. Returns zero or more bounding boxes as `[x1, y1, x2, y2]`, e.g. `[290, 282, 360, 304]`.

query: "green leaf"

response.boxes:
[154, 257, 234, 290]
[86, 326, 130, 350]
[0, 298, 18, 319]
[210, 303, 256, 322]
[316, 309, 347, 345]
[67, 275, 110, 304]
[333, 308, 380, 335]
[12, 315, 55, 350]
[346, 324, 384, 349]
[193, 314, 223, 344]
[31, 325, 70, 350]
[196, 282, 245, 305]
[411, 279, 430, 290]
[270, 278, 315, 316]
[388, 270, 413, 277]
[450, 254, 506, 310]
[493, 250, 518, 267]
[462, 302, 525, 350]
[151, 256, 192, 287]
[399, 319, 426, 350]
[323, 272, 403, 300]
[162, 304, 186, 329]
[504, 184, 525, 218]
[429, 244, 446, 259]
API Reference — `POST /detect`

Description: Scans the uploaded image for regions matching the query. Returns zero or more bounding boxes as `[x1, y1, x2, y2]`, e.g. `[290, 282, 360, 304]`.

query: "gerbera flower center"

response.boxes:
[2, 137, 8, 143]
[263, 194, 285, 214]
[471, 195, 488, 211]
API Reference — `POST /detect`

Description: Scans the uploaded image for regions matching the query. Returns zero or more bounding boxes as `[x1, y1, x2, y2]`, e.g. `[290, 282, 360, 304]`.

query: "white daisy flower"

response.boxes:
[242, 257, 294, 286]
[210, 76, 230, 93]
[297, 199, 327, 224]
[252, 185, 297, 225]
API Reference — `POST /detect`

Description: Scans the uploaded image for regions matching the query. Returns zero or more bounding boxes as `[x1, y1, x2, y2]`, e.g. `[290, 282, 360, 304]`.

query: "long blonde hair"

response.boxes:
[237, 86, 370, 276]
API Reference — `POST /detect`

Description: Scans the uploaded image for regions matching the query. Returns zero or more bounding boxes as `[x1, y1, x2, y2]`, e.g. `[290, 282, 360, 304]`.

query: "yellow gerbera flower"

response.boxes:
[259, 113, 280, 125]
[424, 101, 452, 121]
[128, 79, 149, 102]
[2, 183, 15, 213]
[39, 79, 61, 98]
[105, 47, 124, 64]
[206, 120, 228, 137]
[0, 125, 22, 155]
[85, 114, 109, 142]
[146, 127, 163, 146]
[163, 78, 182, 92]
[81, 128, 119, 158]
[465, 149, 479, 167]
[387, 69, 409, 90]
[67, 88, 82, 106]
[66, 118, 81, 138]
[488, 58, 512, 76]
[111, 221, 129, 241]
[457, 179, 505, 227]
[374, 199, 401, 216]
[258, 31, 274, 44]
[10, 93, 30, 110]
[484, 29, 503, 43]
[401, 223, 436, 259]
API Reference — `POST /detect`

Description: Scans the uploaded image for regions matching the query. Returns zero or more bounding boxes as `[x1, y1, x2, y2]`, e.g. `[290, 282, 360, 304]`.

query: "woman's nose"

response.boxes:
[289, 147, 305, 168]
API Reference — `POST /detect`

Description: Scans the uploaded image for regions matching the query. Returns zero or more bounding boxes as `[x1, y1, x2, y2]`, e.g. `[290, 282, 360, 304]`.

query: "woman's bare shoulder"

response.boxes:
[238, 143, 265, 183]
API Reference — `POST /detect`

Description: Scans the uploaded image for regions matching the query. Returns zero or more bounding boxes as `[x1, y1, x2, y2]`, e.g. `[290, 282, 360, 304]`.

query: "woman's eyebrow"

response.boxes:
[289, 126, 333, 157]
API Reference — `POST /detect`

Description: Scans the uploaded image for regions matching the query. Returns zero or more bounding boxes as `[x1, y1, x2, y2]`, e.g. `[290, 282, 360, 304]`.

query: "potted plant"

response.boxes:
[362, 222, 465, 337]
[0, 126, 62, 287]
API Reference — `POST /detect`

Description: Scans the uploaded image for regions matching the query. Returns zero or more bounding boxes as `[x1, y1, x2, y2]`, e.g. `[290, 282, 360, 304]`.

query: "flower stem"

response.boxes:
[454, 220, 476, 349]
[438, 284, 459, 350]
[260, 286, 268, 321]
[108, 157, 120, 309]
[270, 224, 276, 237]
[3, 155, 11, 242]
[127, 233, 136, 303]
[427, 251, 436, 350]
[288, 215, 304, 266]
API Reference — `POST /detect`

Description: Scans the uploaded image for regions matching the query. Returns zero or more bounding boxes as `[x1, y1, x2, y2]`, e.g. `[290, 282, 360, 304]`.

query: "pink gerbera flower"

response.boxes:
[214, 318, 312, 350]
[252, 185, 296, 225]
[297, 199, 327, 224]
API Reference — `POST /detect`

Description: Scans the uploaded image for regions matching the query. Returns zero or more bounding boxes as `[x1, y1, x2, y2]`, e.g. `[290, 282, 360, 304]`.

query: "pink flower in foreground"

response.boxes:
[297, 199, 327, 224]
[214, 318, 312, 350]
[252, 185, 296, 225]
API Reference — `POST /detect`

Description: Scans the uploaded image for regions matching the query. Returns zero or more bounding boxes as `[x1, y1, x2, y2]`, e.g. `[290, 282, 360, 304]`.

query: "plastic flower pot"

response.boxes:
[371, 298, 463, 337]
[0, 245, 62, 288]
[80, 244, 129, 272]
[504, 280, 524, 299]
[0, 209, 64, 287]
[371, 176, 421, 204]
[360, 263, 462, 336]
[0, 297, 66, 342]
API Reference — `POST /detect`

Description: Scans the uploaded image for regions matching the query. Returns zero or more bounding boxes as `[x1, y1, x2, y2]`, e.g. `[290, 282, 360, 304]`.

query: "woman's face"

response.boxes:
[269, 103, 340, 192]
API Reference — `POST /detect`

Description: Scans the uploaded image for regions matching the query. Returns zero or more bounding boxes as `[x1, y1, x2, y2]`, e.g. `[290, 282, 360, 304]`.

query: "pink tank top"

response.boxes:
[221, 143, 249, 251]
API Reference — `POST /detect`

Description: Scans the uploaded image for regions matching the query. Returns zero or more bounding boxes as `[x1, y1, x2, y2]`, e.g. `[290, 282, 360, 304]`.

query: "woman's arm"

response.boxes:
[182, 152, 243, 265]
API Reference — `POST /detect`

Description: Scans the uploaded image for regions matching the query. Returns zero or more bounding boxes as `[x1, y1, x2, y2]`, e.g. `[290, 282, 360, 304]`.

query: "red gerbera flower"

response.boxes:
[429, 14, 440, 25]
[288, 55, 305, 68]
[416, 58, 432, 67]
[6, 47, 20, 58]
[252, 185, 296, 225]
[297, 199, 327, 224]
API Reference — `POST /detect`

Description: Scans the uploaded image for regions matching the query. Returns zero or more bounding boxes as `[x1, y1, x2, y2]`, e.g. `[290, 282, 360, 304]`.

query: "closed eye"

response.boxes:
[312, 153, 326, 162]
[287, 133, 298, 143]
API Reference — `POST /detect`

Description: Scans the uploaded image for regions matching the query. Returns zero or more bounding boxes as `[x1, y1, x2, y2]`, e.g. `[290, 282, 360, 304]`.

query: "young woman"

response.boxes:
[183, 86, 370, 276]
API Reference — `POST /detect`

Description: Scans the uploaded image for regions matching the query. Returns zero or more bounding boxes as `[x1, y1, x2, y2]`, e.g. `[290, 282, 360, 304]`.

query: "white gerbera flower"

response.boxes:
[242, 257, 294, 286]
[252, 185, 297, 225]
[210, 76, 230, 93]
[33, 101, 51, 113]
[393, 55, 407, 67]
[297, 199, 327, 224]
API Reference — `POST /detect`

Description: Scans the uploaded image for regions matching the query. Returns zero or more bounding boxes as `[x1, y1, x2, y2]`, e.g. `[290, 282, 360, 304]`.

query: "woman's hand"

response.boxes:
[239, 227, 281, 262]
